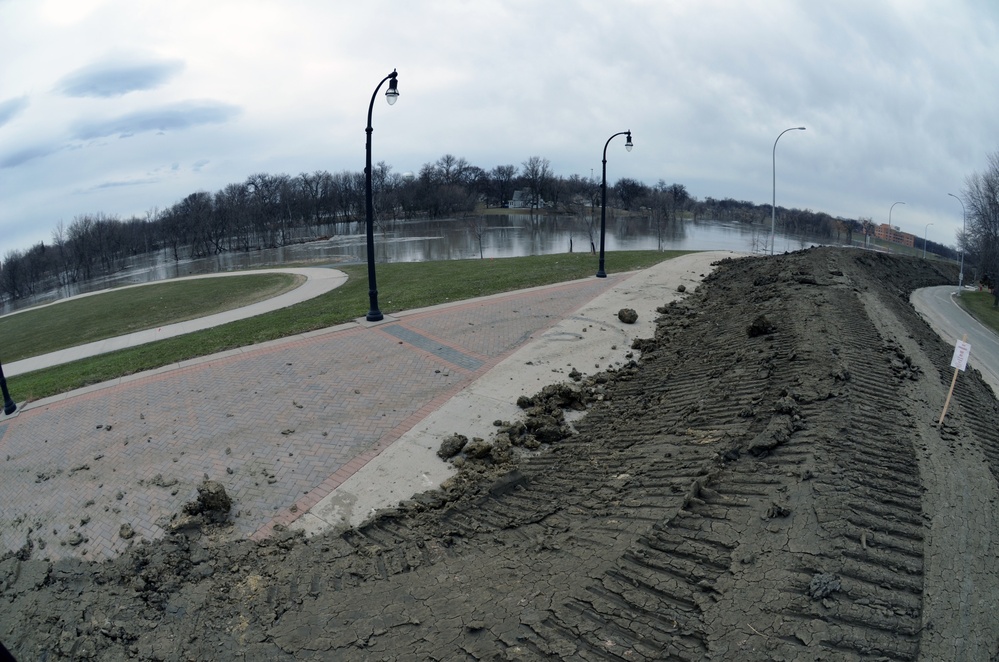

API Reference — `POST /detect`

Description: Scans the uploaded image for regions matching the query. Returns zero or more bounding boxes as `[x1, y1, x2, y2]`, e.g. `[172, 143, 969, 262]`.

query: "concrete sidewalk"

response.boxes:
[4, 267, 347, 377]
[0, 252, 735, 561]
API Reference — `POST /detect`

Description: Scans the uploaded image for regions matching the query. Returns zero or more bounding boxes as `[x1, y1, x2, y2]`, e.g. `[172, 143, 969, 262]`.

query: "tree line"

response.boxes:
[962, 150, 999, 294]
[0, 153, 926, 305]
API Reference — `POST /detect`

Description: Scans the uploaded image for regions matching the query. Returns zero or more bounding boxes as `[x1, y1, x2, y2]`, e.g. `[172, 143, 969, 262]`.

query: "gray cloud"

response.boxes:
[0, 142, 60, 169]
[57, 59, 185, 98]
[89, 177, 160, 190]
[0, 96, 29, 128]
[71, 101, 242, 139]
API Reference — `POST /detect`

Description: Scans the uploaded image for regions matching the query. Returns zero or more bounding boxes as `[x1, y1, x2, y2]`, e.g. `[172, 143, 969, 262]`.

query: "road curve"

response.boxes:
[5, 268, 347, 377]
[911, 285, 999, 396]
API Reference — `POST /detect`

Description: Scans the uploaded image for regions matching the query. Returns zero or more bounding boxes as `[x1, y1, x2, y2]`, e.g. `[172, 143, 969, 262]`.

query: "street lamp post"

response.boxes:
[363, 69, 399, 322]
[887, 201, 905, 254]
[596, 130, 633, 278]
[923, 222, 933, 259]
[0, 361, 16, 416]
[948, 192, 966, 289]
[770, 126, 806, 255]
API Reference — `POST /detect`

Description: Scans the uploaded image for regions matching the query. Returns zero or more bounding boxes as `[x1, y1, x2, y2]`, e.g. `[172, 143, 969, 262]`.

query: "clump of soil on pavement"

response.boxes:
[181, 480, 232, 523]
[618, 307, 638, 323]
[8, 248, 999, 661]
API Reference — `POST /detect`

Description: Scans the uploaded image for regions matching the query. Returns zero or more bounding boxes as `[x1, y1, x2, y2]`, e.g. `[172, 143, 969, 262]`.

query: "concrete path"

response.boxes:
[0, 253, 736, 561]
[4, 268, 347, 377]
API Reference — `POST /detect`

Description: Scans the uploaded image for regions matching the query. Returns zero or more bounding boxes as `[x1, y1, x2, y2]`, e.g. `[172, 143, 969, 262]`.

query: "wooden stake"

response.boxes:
[938, 333, 968, 425]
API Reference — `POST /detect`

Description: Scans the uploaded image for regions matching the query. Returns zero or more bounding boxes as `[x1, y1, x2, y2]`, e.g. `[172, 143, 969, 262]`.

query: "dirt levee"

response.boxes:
[4, 247, 999, 660]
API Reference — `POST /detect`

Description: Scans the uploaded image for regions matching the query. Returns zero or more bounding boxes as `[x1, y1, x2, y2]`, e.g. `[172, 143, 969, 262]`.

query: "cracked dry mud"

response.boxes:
[4, 247, 999, 661]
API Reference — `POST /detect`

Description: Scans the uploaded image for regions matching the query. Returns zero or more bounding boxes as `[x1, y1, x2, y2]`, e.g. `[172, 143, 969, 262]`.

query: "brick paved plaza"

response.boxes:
[0, 276, 620, 561]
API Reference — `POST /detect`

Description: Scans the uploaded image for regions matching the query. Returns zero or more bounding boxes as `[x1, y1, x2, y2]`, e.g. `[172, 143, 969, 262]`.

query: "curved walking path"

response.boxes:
[3, 268, 347, 378]
[0, 253, 737, 562]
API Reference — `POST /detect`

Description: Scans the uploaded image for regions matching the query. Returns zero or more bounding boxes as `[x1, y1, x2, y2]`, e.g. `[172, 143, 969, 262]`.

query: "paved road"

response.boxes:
[911, 285, 999, 394]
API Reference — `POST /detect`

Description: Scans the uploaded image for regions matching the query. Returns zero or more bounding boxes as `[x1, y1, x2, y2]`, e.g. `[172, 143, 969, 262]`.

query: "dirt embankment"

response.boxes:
[5, 247, 999, 661]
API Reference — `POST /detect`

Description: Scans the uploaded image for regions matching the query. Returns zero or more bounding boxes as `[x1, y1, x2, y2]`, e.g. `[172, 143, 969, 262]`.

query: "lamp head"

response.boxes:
[386, 70, 399, 106]
[625, 131, 633, 152]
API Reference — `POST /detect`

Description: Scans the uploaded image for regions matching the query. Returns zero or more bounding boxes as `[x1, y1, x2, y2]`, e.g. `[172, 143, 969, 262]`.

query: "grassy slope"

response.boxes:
[7, 251, 687, 401]
[957, 290, 999, 335]
[0, 273, 301, 362]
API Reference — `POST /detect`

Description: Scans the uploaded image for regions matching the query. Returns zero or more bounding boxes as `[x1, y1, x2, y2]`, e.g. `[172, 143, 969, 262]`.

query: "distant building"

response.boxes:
[874, 223, 915, 247]
[508, 189, 544, 209]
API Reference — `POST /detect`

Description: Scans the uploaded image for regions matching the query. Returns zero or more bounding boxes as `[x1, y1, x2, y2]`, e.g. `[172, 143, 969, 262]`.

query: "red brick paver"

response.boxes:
[0, 276, 621, 561]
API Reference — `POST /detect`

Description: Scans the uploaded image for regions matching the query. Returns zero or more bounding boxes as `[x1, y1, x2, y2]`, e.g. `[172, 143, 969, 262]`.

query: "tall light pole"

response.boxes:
[949, 192, 966, 289]
[363, 69, 399, 322]
[596, 130, 633, 278]
[923, 222, 933, 259]
[887, 201, 905, 254]
[770, 126, 805, 255]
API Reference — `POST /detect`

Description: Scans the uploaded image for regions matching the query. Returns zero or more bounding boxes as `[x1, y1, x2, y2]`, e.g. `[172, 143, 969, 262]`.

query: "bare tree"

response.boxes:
[66, 215, 96, 279]
[51, 221, 72, 286]
[521, 156, 551, 212]
[490, 164, 518, 207]
[465, 214, 489, 258]
[217, 184, 251, 251]
[435, 154, 472, 186]
[964, 150, 999, 294]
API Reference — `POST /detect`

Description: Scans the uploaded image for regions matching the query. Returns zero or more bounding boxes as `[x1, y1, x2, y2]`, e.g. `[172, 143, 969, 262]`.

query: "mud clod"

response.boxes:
[808, 573, 841, 599]
[747, 314, 776, 337]
[618, 308, 638, 324]
[181, 480, 232, 523]
[437, 433, 468, 459]
[766, 502, 791, 519]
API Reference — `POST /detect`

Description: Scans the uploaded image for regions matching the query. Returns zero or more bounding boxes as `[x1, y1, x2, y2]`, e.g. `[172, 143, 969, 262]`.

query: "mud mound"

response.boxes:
[9, 248, 999, 661]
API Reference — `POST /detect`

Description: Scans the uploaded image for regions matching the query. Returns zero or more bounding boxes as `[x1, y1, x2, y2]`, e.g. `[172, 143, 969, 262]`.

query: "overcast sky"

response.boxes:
[1, 0, 997, 255]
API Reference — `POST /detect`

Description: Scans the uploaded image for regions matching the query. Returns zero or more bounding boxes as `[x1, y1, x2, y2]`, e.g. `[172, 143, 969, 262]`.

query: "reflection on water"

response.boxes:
[5, 216, 825, 313]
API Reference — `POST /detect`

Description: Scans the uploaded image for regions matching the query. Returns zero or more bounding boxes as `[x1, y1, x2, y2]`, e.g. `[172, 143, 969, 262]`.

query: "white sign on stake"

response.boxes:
[951, 340, 971, 372]
[940, 334, 970, 425]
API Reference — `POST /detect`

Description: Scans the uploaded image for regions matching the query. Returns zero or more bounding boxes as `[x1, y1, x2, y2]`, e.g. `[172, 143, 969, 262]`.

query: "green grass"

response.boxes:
[957, 290, 999, 335]
[0, 273, 302, 362]
[6, 251, 688, 402]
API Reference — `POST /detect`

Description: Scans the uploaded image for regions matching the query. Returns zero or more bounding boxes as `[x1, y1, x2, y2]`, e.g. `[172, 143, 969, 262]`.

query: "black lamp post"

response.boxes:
[364, 69, 399, 322]
[596, 130, 633, 278]
[0, 360, 16, 416]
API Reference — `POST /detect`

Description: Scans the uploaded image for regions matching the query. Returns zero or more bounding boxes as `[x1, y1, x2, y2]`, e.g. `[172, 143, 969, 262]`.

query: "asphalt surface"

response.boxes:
[911, 285, 999, 395]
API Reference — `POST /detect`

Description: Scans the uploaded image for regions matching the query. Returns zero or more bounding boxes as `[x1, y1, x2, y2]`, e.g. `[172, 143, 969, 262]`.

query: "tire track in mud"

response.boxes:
[508, 269, 798, 659]
[764, 285, 925, 660]
[512, 255, 935, 660]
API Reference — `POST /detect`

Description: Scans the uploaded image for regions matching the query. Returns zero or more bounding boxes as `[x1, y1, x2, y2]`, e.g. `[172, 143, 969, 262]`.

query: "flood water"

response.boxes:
[7, 215, 829, 313]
